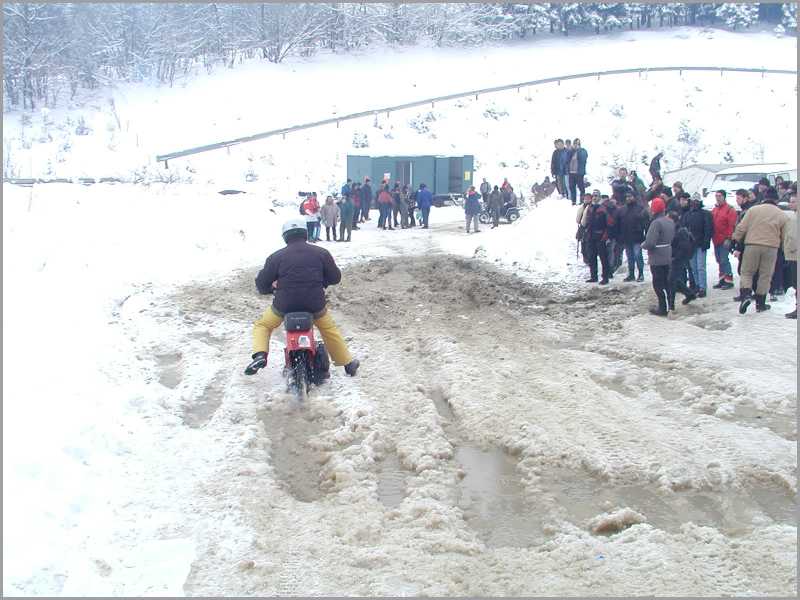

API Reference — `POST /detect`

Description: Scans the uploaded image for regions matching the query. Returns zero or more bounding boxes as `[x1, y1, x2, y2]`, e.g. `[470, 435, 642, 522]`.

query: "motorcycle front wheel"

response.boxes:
[478, 211, 491, 225]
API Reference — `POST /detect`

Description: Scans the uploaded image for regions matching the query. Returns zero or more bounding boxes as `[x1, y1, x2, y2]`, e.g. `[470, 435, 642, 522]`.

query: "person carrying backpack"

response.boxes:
[667, 210, 697, 310]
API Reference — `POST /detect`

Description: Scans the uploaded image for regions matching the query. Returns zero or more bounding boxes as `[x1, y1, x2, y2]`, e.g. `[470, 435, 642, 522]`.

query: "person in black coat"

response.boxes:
[667, 211, 697, 309]
[617, 193, 650, 281]
[649, 152, 664, 182]
[679, 194, 714, 296]
[611, 167, 634, 205]
[550, 139, 566, 197]
[245, 219, 360, 377]
[644, 175, 672, 205]
[360, 178, 372, 222]
[581, 198, 611, 284]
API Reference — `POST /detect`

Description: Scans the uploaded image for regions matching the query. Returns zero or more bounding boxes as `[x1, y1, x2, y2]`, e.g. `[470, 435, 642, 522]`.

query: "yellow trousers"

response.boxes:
[251, 306, 353, 366]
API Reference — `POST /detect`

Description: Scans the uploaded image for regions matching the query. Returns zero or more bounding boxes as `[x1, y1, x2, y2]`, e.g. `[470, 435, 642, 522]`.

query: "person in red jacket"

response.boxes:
[377, 185, 394, 230]
[710, 190, 737, 289]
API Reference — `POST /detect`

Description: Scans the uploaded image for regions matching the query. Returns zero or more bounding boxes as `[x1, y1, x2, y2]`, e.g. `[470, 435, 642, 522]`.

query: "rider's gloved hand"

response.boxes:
[245, 352, 267, 375]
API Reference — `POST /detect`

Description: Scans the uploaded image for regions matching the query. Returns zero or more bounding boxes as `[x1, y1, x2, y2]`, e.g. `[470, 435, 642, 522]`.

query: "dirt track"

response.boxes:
[129, 254, 796, 596]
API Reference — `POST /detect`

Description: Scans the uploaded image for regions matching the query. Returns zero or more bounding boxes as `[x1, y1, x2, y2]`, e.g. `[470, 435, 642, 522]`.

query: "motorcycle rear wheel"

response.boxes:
[291, 352, 310, 402]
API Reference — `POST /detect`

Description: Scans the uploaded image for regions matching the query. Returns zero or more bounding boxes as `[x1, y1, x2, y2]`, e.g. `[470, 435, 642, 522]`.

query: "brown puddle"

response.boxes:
[257, 403, 331, 502]
[535, 468, 798, 536]
[455, 446, 545, 548]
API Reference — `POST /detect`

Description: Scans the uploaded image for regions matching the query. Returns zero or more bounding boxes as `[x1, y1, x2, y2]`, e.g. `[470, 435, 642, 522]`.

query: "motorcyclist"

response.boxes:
[244, 218, 360, 377]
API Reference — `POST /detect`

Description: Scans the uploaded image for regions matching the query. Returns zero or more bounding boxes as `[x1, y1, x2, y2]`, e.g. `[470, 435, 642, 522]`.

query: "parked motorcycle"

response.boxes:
[478, 204, 522, 225]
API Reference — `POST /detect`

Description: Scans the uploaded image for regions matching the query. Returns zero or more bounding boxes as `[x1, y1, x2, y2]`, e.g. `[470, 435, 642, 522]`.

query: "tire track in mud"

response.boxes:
[130, 253, 795, 595]
[327, 255, 797, 540]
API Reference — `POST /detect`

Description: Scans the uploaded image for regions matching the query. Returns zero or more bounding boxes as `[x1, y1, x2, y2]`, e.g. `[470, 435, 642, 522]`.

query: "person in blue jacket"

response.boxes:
[417, 183, 433, 228]
[340, 178, 352, 200]
[464, 185, 482, 233]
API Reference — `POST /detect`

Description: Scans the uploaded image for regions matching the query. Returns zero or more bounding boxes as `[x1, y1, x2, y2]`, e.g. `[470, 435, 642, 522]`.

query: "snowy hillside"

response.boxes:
[2, 27, 797, 198]
[3, 26, 798, 597]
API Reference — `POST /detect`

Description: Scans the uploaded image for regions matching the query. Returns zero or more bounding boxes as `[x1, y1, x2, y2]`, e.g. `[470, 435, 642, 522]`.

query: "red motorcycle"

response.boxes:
[283, 312, 330, 401]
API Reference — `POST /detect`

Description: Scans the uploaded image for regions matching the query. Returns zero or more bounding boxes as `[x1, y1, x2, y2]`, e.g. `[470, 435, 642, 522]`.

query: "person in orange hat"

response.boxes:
[642, 197, 675, 316]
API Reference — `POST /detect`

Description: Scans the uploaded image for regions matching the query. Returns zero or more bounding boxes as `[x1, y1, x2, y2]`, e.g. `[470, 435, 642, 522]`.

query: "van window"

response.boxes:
[715, 173, 766, 183]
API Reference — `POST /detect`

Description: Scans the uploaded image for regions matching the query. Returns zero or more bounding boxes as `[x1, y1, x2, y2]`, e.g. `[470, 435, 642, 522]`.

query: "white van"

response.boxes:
[702, 163, 796, 202]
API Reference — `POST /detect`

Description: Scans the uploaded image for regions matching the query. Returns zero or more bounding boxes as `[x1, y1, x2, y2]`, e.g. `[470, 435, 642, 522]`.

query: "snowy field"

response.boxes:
[2, 27, 797, 596]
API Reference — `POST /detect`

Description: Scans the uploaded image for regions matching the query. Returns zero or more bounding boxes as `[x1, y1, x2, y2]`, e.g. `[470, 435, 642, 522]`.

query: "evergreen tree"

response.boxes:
[715, 3, 760, 30]
[782, 2, 797, 29]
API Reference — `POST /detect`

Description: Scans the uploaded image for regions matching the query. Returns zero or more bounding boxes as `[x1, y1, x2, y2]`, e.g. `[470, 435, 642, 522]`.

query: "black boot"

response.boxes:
[738, 289, 753, 314]
[244, 352, 267, 375]
[755, 294, 771, 312]
[650, 293, 668, 316]
[344, 359, 360, 377]
[623, 273, 635, 282]
[681, 291, 697, 305]
[786, 309, 797, 319]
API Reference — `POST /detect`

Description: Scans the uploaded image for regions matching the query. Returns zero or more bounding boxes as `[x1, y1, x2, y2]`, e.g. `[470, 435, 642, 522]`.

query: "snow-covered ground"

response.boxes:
[3, 27, 797, 596]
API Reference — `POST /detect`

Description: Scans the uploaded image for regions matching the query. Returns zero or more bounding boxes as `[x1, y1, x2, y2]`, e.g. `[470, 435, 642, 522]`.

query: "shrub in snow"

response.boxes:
[352, 132, 369, 148]
[483, 105, 509, 120]
[609, 104, 624, 118]
[75, 116, 91, 136]
[774, 24, 785, 37]
[408, 116, 430, 134]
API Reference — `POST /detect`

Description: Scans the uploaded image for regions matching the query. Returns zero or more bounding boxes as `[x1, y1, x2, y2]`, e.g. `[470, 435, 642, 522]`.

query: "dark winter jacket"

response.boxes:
[680, 207, 713, 251]
[583, 203, 611, 242]
[339, 198, 355, 224]
[341, 183, 351, 199]
[649, 153, 663, 181]
[465, 191, 482, 216]
[550, 148, 561, 177]
[255, 239, 341, 316]
[642, 215, 675, 266]
[611, 179, 633, 204]
[551, 148, 566, 176]
[617, 203, 650, 245]
[417, 187, 433, 210]
[558, 149, 572, 175]
[645, 183, 672, 204]
[666, 197, 681, 214]
[361, 183, 372, 208]
[671, 226, 695, 264]
[605, 203, 620, 241]
[488, 190, 503, 209]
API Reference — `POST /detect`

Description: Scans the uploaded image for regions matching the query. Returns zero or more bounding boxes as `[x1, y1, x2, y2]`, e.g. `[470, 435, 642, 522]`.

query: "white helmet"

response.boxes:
[282, 218, 308, 242]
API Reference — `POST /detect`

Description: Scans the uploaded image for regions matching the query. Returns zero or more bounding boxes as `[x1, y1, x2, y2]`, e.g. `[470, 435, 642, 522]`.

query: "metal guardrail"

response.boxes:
[154, 65, 796, 165]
